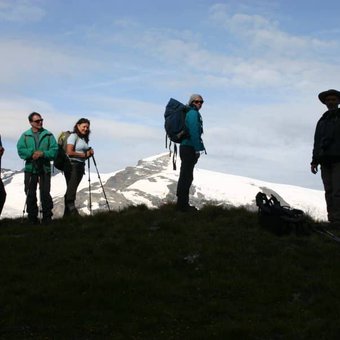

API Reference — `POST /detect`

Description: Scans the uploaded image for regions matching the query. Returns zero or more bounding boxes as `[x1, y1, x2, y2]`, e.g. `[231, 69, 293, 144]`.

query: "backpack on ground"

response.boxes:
[164, 98, 189, 170]
[54, 131, 72, 171]
[255, 192, 306, 235]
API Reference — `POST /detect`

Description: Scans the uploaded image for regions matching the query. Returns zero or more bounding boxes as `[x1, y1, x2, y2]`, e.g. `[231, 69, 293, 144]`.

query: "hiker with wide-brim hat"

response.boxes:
[311, 89, 340, 227]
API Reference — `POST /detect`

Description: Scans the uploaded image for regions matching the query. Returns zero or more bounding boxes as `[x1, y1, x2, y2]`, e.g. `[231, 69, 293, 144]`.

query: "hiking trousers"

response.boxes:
[176, 145, 198, 208]
[63, 161, 85, 215]
[321, 162, 340, 222]
[24, 172, 53, 221]
[0, 178, 6, 215]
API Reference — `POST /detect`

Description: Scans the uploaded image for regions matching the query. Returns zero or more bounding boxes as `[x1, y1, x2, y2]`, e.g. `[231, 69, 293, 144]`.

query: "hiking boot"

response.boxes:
[64, 202, 80, 217]
[176, 204, 198, 212]
[42, 217, 52, 225]
[27, 217, 39, 225]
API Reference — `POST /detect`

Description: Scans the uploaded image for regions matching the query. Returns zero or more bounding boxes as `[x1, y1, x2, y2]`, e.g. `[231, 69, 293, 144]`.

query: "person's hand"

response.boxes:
[195, 151, 200, 159]
[85, 148, 94, 158]
[0, 146, 4, 157]
[311, 164, 318, 174]
[32, 150, 43, 160]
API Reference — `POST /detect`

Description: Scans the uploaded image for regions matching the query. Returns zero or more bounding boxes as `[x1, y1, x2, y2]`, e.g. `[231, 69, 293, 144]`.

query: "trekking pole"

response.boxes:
[311, 225, 340, 244]
[87, 158, 92, 215]
[38, 175, 43, 223]
[91, 155, 110, 211]
[22, 174, 32, 222]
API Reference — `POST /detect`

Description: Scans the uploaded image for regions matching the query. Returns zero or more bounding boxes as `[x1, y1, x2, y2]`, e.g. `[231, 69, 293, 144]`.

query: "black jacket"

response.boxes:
[312, 108, 340, 165]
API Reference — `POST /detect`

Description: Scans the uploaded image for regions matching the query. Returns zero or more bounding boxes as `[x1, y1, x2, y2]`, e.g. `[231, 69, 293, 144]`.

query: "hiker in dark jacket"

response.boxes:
[176, 94, 205, 212]
[311, 89, 340, 225]
[17, 112, 58, 224]
[63, 118, 94, 216]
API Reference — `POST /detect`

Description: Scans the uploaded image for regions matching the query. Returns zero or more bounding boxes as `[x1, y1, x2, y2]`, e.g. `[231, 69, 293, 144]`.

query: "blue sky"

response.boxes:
[1, 0, 340, 190]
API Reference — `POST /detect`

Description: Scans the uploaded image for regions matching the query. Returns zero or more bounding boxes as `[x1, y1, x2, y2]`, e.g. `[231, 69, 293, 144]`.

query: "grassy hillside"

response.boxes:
[1, 205, 340, 339]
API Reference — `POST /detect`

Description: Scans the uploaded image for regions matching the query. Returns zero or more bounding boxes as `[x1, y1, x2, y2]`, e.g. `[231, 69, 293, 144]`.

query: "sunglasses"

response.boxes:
[32, 119, 44, 123]
[193, 100, 204, 104]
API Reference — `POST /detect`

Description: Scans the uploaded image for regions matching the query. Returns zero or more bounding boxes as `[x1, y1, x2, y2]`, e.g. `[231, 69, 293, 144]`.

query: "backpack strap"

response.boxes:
[173, 144, 178, 171]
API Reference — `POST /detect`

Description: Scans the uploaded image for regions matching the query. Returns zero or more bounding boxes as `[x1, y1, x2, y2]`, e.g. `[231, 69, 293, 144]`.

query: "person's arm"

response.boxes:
[41, 134, 59, 161]
[17, 134, 34, 160]
[186, 110, 204, 152]
[311, 120, 321, 174]
[66, 143, 93, 159]
[66, 134, 94, 159]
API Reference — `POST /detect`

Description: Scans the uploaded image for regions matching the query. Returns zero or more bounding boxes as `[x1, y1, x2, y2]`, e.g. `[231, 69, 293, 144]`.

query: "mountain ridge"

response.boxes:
[0, 153, 327, 221]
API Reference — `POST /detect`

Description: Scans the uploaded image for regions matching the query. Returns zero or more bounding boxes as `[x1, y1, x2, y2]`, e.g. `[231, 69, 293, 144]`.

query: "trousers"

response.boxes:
[24, 172, 53, 221]
[176, 145, 198, 208]
[0, 178, 6, 215]
[321, 162, 340, 222]
[63, 161, 85, 215]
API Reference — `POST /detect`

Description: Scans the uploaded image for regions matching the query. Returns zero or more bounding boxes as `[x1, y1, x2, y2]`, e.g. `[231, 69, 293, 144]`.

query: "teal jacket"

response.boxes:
[181, 106, 205, 152]
[17, 128, 58, 174]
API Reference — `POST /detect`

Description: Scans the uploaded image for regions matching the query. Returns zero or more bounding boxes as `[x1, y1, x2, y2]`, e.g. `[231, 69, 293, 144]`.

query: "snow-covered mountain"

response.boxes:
[1, 153, 327, 221]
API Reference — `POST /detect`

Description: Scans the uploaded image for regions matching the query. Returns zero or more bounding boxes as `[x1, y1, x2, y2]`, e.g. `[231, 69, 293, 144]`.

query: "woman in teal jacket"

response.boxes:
[176, 94, 205, 212]
[17, 112, 58, 224]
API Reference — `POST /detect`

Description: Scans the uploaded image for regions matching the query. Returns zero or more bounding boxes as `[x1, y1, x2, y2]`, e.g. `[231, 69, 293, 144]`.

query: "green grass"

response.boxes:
[1, 205, 340, 339]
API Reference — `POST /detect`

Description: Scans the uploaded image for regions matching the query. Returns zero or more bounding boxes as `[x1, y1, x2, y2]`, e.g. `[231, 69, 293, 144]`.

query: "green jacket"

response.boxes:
[17, 128, 58, 174]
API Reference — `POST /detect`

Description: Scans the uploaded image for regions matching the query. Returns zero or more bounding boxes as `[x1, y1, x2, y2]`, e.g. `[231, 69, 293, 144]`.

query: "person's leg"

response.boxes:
[39, 172, 53, 222]
[329, 162, 340, 223]
[63, 162, 72, 215]
[24, 172, 39, 223]
[0, 178, 6, 215]
[176, 145, 197, 210]
[64, 162, 84, 215]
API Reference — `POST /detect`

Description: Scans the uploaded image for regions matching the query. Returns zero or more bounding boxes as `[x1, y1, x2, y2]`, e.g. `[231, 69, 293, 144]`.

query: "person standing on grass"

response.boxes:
[17, 112, 58, 224]
[176, 94, 206, 212]
[311, 89, 340, 227]
[63, 118, 94, 216]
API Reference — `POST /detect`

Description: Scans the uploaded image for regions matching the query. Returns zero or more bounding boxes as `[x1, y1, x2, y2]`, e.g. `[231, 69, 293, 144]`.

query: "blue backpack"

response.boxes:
[164, 98, 189, 145]
[164, 98, 190, 170]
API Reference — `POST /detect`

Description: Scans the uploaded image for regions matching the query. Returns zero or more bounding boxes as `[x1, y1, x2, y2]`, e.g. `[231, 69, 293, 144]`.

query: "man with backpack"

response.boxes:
[311, 89, 340, 226]
[17, 112, 58, 224]
[176, 94, 205, 212]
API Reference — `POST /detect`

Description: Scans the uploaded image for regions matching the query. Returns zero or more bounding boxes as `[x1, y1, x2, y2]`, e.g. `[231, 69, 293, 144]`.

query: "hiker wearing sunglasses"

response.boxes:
[176, 94, 206, 212]
[311, 89, 340, 226]
[17, 112, 58, 224]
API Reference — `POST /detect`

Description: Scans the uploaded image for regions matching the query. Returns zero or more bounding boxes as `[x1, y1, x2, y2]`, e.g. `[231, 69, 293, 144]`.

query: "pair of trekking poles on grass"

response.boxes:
[22, 154, 110, 221]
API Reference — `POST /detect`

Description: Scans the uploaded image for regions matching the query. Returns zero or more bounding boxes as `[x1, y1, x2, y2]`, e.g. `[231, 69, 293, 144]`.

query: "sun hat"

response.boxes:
[318, 89, 340, 104]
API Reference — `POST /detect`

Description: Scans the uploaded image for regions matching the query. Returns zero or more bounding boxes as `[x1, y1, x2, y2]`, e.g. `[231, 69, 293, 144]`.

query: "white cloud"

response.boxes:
[0, 0, 45, 22]
[209, 3, 337, 56]
[0, 38, 102, 87]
